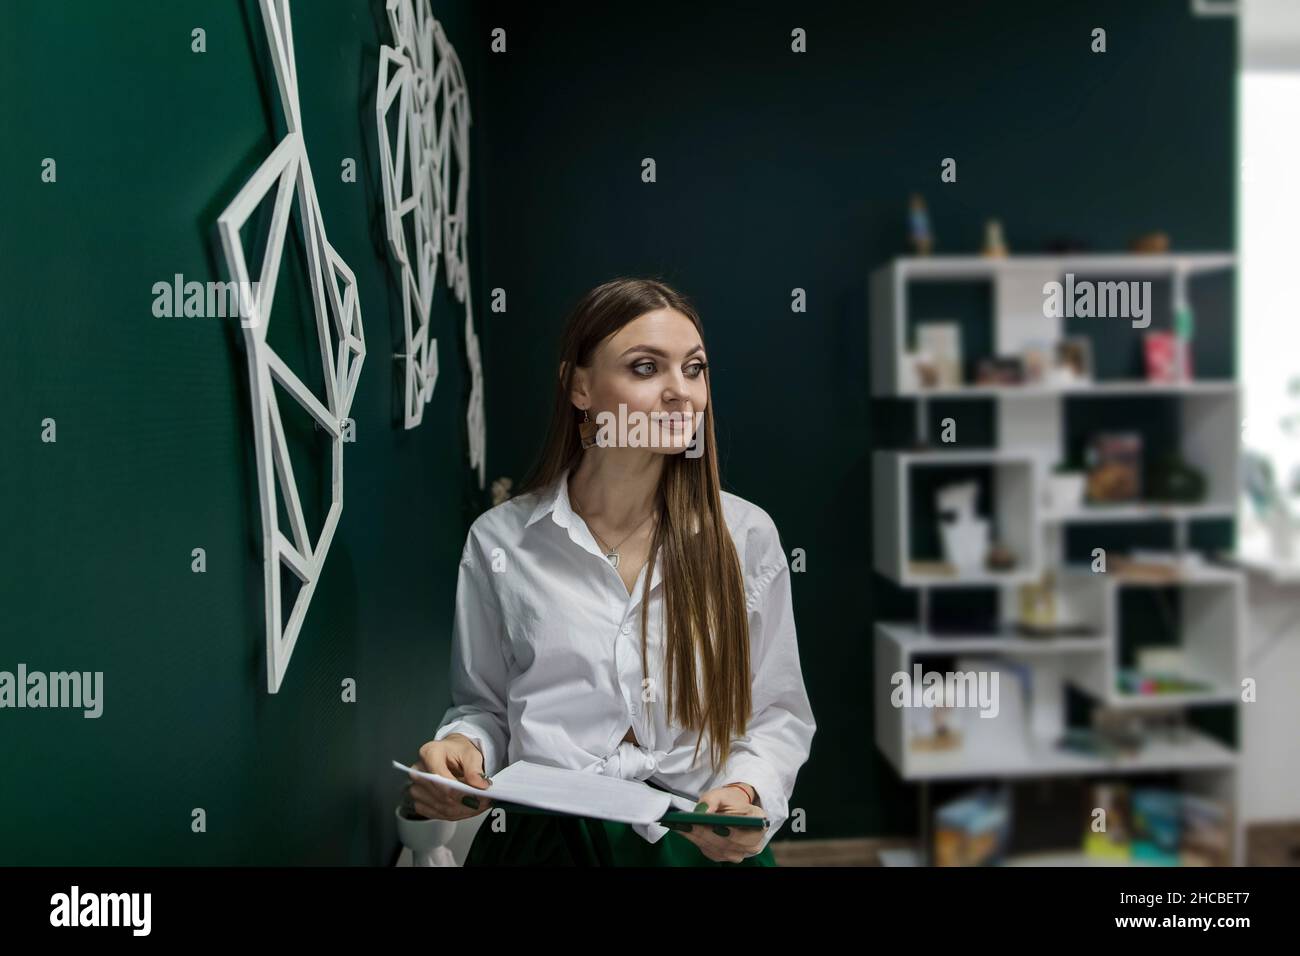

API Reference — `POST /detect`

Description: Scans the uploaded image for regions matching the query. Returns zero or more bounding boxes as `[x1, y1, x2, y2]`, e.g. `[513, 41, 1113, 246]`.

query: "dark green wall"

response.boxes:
[474, 0, 1236, 840]
[1, 0, 1237, 863]
[1, 0, 488, 864]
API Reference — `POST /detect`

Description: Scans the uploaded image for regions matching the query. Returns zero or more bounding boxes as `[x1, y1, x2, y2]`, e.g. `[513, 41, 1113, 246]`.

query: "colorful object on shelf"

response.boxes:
[907, 349, 937, 389]
[933, 788, 1011, 866]
[985, 542, 1016, 571]
[1085, 432, 1142, 503]
[1017, 571, 1057, 632]
[1173, 302, 1195, 342]
[1090, 709, 1146, 757]
[1172, 300, 1195, 381]
[974, 356, 1024, 385]
[1129, 231, 1171, 254]
[908, 193, 933, 255]
[1131, 788, 1182, 865]
[982, 218, 1008, 257]
[1117, 668, 1212, 696]
[903, 672, 967, 752]
[906, 703, 964, 752]
[1144, 331, 1193, 382]
[1146, 454, 1207, 503]
[1022, 341, 1051, 384]
[1181, 795, 1231, 866]
[1083, 783, 1132, 861]
[1053, 337, 1093, 384]
[1083, 784, 1230, 865]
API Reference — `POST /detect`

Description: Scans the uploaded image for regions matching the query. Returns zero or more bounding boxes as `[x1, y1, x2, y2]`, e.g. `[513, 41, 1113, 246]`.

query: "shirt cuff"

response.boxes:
[434, 722, 499, 777]
[713, 755, 787, 855]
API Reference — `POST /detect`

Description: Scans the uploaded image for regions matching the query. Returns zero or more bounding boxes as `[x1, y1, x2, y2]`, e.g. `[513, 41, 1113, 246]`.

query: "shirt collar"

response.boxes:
[522, 467, 702, 600]
[524, 466, 575, 530]
[523, 467, 702, 536]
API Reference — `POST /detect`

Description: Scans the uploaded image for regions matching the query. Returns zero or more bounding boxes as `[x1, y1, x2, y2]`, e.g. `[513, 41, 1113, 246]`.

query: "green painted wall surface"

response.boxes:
[1, 0, 487, 864]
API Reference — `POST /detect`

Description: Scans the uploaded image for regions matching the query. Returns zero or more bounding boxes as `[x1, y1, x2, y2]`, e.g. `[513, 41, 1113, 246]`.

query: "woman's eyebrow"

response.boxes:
[618, 344, 704, 359]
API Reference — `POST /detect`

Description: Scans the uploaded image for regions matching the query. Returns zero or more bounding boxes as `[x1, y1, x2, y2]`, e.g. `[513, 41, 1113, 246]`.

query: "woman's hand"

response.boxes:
[405, 734, 494, 821]
[666, 785, 766, 863]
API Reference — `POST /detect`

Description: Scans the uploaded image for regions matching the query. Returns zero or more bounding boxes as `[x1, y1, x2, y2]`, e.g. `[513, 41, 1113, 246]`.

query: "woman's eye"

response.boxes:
[631, 359, 707, 377]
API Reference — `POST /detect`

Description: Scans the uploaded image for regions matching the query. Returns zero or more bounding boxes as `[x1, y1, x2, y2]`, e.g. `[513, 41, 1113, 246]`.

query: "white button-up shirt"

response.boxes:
[433, 466, 816, 852]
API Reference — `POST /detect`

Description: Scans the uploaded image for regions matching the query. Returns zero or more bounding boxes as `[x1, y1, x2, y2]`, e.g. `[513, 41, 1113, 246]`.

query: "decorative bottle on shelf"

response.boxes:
[908, 193, 933, 256]
[982, 219, 1008, 257]
[1172, 302, 1194, 382]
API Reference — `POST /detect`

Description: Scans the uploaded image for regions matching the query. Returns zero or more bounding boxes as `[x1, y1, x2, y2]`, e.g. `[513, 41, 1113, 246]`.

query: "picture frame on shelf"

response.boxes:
[1085, 431, 1143, 503]
[916, 322, 962, 388]
[1022, 340, 1051, 384]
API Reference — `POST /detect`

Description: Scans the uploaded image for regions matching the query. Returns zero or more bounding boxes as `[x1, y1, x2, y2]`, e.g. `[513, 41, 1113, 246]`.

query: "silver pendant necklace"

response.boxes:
[571, 492, 657, 568]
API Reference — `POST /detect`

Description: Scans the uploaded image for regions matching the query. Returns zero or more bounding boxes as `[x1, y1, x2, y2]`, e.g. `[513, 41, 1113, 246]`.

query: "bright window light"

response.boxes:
[1240, 71, 1300, 539]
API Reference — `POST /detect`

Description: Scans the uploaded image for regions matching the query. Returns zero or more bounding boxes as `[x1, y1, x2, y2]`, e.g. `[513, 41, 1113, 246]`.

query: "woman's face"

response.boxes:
[578, 308, 708, 454]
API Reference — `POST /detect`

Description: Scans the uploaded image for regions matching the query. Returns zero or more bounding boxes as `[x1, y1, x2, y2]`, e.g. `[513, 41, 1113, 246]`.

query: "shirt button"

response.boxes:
[621, 624, 631, 635]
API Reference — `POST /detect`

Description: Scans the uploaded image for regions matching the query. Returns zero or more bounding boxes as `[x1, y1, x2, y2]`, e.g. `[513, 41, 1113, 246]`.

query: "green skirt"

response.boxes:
[464, 808, 777, 867]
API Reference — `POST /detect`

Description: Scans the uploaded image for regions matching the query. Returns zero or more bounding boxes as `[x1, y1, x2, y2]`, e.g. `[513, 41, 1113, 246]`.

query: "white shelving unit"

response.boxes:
[869, 253, 1245, 866]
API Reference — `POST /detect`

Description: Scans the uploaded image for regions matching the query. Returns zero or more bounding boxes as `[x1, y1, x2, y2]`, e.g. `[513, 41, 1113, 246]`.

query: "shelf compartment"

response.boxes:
[869, 252, 1237, 398]
[873, 450, 1041, 587]
[1062, 570, 1245, 707]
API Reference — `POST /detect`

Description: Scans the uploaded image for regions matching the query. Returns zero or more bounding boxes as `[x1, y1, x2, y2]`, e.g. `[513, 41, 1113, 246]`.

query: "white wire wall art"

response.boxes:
[378, 0, 486, 488]
[464, 280, 485, 488]
[216, 0, 366, 693]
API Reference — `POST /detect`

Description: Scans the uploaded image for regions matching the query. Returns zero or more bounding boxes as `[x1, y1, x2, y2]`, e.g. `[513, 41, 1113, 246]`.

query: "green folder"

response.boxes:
[659, 809, 768, 829]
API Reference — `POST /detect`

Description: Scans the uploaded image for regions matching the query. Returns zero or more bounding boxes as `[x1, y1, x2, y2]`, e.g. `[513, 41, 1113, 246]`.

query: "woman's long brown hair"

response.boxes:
[513, 277, 750, 777]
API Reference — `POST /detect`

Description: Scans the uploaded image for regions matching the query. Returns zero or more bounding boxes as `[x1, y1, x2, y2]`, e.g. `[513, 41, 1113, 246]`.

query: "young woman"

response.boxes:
[406, 277, 816, 865]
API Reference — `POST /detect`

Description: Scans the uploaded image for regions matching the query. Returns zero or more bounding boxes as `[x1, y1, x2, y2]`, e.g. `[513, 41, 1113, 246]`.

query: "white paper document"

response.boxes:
[392, 758, 700, 825]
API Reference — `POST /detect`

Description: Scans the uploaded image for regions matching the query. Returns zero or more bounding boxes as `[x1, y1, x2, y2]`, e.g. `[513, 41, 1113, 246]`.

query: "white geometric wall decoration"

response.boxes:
[438, 26, 472, 307]
[216, 0, 366, 693]
[464, 281, 486, 488]
[378, 0, 487, 487]
[377, 2, 440, 429]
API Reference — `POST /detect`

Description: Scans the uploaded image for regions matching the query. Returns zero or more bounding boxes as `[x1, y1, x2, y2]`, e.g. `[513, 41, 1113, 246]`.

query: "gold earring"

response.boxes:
[578, 408, 597, 448]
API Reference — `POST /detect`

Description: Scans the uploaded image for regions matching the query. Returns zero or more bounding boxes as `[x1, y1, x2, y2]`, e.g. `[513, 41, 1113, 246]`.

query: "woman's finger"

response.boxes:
[410, 798, 442, 820]
[674, 826, 737, 863]
[697, 826, 761, 861]
[409, 779, 447, 806]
